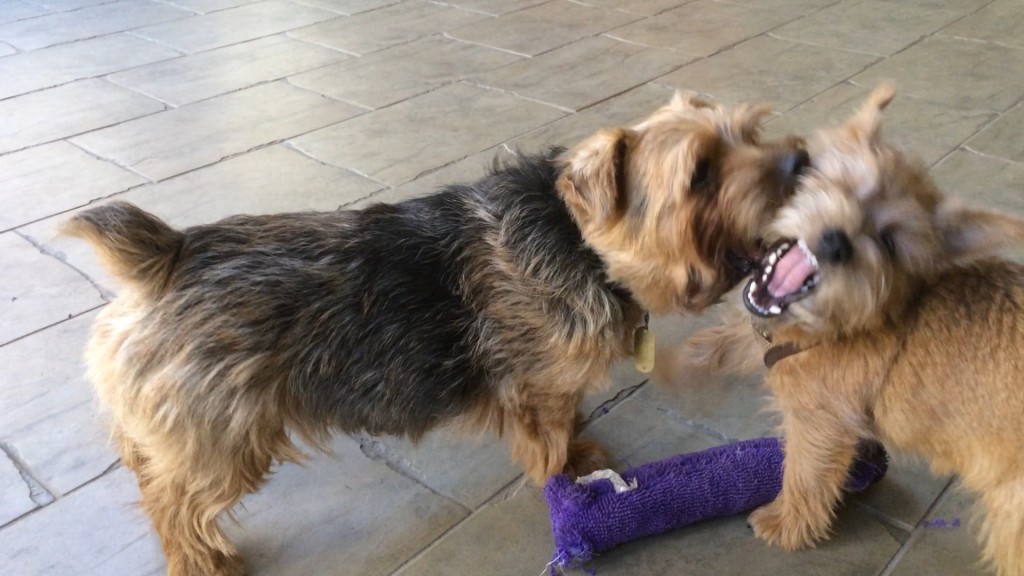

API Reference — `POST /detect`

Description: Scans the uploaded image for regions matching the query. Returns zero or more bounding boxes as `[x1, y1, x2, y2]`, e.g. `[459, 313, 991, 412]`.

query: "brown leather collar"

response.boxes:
[751, 320, 810, 369]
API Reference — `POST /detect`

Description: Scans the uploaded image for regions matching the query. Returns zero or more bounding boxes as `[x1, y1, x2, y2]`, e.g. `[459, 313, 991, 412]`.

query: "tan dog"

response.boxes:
[680, 85, 1024, 575]
[63, 93, 807, 576]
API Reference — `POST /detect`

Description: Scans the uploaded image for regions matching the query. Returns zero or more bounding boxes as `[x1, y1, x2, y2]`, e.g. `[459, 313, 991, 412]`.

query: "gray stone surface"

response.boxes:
[289, 82, 564, 186]
[107, 34, 350, 106]
[1, 2, 1018, 574]
[0, 79, 166, 155]
[765, 81, 996, 166]
[469, 35, 686, 112]
[226, 435, 469, 576]
[654, 35, 879, 112]
[289, 35, 522, 109]
[288, 0, 489, 56]
[0, 311, 117, 495]
[131, 0, 337, 53]
[0, 142, 144, 231]
[0, 33, 180, 100]
[71, 81, 364, 181]
[0, 467, 165, 576]
[447, 0, 641, 57]
[0, 0, 190, 51]
[0, 232, 103, 345]
[607, 0, 802, 56]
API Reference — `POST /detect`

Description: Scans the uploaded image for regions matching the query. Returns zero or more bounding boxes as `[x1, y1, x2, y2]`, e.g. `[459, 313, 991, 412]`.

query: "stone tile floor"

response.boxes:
[1, 0, 1022, 574]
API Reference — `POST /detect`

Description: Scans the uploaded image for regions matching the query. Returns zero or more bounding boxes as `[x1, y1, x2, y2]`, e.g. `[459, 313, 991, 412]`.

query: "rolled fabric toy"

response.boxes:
[544, 437, 888, 571]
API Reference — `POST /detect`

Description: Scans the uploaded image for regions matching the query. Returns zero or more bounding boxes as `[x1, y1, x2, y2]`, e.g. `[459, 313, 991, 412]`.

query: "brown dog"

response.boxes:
[681, 86, 1024, 575]
[63, 93, 807, 576]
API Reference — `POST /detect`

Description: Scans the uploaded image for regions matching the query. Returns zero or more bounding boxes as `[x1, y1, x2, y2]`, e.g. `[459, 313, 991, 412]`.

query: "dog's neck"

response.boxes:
[751, 320, 813, 369]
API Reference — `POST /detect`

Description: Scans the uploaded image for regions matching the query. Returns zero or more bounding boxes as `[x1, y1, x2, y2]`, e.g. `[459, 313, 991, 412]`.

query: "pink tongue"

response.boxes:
[768, 246, 815, 298]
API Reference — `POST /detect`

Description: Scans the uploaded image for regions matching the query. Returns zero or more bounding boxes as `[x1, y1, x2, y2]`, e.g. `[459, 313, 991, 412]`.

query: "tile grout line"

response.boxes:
[0, 303, 107, 350]
[875, 476, 958, 576]
[14, 230, 116, 301]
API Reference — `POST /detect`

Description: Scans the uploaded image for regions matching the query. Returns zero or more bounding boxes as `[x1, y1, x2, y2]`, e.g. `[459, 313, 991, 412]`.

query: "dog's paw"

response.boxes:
[748, 500, 829, 551]
[564, 439, 610, 478]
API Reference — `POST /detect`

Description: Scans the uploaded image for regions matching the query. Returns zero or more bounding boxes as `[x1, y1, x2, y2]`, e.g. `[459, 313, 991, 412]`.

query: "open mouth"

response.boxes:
[743, 239, 820, 317]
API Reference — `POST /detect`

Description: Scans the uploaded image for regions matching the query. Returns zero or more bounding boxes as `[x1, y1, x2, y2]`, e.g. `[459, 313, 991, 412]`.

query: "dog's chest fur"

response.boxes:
[112, 152, 634, 438]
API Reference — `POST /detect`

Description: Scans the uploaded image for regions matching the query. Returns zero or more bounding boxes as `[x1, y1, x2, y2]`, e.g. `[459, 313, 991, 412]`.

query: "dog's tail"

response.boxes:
[61, 201, 183, 295]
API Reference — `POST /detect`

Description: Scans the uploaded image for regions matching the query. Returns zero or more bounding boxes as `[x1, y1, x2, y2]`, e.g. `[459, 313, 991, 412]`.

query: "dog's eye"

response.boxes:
[690, 158, 712, 191]
[880, 229, 897, 257]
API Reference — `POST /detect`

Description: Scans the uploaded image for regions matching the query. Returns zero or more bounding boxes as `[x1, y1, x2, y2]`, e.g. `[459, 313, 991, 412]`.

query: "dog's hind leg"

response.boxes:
[979, 479, 1024, 576]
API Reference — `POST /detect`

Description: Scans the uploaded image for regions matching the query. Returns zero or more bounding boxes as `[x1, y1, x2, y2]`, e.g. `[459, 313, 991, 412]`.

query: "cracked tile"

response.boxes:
[0, 232, 104, 345]
[71, 81, 363, 181]
[0, 467, 165, 576]
[0, 449, 37, 526]
[0, 310, 117, 495]
[0, 141, 145, 232]
[107, 34, 350, 106]
[0, 0, 191, 51]
[0, 79, 166, 155]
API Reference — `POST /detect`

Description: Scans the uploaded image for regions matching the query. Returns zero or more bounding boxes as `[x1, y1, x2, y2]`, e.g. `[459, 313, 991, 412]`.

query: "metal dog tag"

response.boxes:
[633, 326, 655, 373]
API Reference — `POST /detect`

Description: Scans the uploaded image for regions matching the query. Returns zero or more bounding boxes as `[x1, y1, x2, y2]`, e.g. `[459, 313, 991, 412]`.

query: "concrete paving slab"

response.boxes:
[469, 35, 686, 112]
[225, 435, 469, 576]
[654, 35, 878, 112]
[289, 35, 522, 110]
[853, 34, 1024, 112]
[131, 0, 337, 54]
[0, 232, 103, 345]
[0, 0, 191, 51]
[0, 467, 165, 576]
[965, 102, 1024, 164]
[765, 81, 996, 166]
[288, 0, 489, 56]
[289, 82, 564, 186]
[0, 33, 180, 101]
[0, 79, 165, 155]
[19, 144, 383, 296]
[607, 0, 802, 57]
[943, 0, 1024, 50]
[0, 310, 118, 495]
[771, 0, 963, 57]
[0, 142, 144, 231]
[447, 0, 641, 57]
[107, 34, 350, 106]
[70, 80, 364, 181]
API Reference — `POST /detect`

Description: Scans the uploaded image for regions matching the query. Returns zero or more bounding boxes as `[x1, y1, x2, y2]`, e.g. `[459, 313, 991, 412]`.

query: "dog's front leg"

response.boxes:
[508, 389, 608, 483]
[749, 381, 863, 550]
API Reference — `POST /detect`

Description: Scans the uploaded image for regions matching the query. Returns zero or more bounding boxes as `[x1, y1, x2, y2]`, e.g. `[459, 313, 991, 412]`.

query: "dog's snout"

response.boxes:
[819, 228, 853, 264]
[778, 148, 810, 180]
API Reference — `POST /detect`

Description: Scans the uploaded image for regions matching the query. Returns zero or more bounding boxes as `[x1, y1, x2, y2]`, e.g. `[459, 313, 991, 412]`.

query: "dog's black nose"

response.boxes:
[778, 148, 810, 180]
[820, 228, 853, 263]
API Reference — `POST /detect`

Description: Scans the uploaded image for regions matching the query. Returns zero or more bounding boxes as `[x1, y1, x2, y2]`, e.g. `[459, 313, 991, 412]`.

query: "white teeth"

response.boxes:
[768, 252, 778, 265]
[796, 239, 819, 268]
[765, 264, 773, 275]
[769, 305, 781, 315]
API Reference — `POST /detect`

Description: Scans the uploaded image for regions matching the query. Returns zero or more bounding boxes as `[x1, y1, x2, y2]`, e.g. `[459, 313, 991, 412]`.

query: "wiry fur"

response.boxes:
[676, 86, 1024, 575]
[63, 94, 807, 576]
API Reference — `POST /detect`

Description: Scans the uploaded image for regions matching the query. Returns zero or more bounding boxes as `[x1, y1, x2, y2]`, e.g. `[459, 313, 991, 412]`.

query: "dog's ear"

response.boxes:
[937, 202, 1024, 264]
[670, 90, 714, 111]
[559, 128, 635, 226]
[732, 103, 774, 143]
[845, 83, 896, 145]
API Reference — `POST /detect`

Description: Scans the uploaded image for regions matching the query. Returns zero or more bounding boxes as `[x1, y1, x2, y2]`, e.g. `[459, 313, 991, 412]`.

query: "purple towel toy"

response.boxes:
[544, 437, 887, 571]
